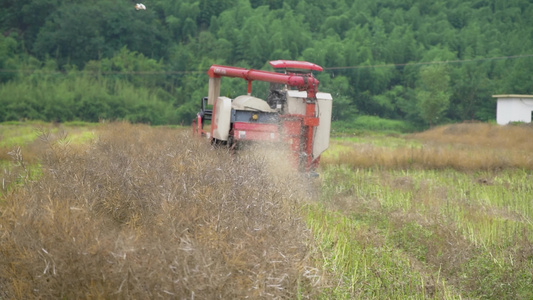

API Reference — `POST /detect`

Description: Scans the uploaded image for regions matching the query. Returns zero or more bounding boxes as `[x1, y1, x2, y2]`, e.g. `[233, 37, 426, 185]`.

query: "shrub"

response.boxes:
[332, 115, 417, 134]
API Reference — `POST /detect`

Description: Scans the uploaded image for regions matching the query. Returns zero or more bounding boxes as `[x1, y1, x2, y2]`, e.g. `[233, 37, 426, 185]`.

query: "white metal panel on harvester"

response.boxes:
[313, 93, 333, 158]
[208, 77, 221, 105]
[286, 90, 307, 114]
[212, 97, 232, 141]
[286, 90, 333, 158]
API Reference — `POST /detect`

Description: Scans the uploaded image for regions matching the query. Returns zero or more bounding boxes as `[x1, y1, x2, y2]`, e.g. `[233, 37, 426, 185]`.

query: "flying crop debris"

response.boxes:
[135, 3, 146, 10]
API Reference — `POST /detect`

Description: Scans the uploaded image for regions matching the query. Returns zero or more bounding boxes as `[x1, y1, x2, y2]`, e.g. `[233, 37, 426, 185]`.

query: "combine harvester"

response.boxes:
[192, 60, 332, 173]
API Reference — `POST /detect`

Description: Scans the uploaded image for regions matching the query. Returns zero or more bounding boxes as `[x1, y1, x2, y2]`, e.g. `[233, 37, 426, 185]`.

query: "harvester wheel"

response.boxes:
[228, 135, 238, 152]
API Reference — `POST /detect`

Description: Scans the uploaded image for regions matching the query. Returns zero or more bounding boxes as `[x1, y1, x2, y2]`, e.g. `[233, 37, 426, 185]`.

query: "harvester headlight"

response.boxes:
[252, 114, 259, 120]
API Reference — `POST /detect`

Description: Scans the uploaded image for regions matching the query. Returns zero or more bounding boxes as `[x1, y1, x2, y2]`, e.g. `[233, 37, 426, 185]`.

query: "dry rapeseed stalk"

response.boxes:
[0, 122, 323, 299]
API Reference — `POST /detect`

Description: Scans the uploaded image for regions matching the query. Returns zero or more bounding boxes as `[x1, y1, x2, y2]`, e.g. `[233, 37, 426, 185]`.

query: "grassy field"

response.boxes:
[315, 123, 533, 298]
[1, 122, 532, 298]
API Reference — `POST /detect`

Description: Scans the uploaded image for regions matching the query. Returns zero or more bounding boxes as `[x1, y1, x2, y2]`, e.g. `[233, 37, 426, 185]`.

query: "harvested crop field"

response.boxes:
[0, 123, 322, 299]
[1, 122, 532, 299]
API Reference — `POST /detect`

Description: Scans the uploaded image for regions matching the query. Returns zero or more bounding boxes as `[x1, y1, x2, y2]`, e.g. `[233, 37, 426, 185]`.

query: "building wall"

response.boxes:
[494, 95, 533, 125]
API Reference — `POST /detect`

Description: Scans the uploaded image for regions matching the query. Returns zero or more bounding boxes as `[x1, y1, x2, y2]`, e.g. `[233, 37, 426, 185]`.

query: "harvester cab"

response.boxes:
[192, 60, 332, 172]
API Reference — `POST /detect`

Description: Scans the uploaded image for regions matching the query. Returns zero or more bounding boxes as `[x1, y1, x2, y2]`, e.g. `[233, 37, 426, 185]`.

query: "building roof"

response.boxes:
[492, 94, 533, 98]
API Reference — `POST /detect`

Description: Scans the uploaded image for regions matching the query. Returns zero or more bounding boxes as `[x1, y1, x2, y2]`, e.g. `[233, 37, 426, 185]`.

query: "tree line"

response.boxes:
[1, 0, 532, 127]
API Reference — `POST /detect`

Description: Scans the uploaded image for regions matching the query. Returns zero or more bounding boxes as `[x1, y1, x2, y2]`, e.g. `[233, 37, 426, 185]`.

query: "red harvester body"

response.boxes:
[192, 60, 332, 172]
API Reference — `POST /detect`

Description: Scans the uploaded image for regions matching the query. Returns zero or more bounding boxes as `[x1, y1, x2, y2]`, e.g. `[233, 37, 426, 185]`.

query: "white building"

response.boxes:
[493, 94, 533, 125]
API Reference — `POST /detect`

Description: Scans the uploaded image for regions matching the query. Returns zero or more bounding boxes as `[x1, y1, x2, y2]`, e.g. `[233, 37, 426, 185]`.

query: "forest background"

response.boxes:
[1, 0, 532, 129]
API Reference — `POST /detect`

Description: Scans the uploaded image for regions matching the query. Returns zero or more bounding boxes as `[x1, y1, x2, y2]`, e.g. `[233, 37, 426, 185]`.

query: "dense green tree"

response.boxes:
[32, 3, 106, 67]
[1, 0, 533, 126]
[0, 0, 59, 50]
[31, 1, 168, 68]
[416, 64, 451, 126]
[0, 34, 19, 82]
[250, 0, 284, 9]
[449, 63, 491, 121]
[198, 0, 233, 29]
[240, 12, 269, 68]
[322, 75, 358, 121]
[84, 47, 165, 90]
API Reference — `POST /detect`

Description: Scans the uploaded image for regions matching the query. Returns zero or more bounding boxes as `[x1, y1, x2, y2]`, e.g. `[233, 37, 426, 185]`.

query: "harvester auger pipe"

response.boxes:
[207, 65, 320, 99]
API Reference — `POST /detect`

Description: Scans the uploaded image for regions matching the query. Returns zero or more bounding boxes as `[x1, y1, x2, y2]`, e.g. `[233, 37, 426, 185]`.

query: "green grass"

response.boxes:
[309, 162, 533, 298]
[0, 121, 98, 147]
[62, 121, 100, 127]
[332, 115, 418, 134]
[306, 202, 459, 299]
[0, 122, 47, 147]
[308, 123, 533, 298]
